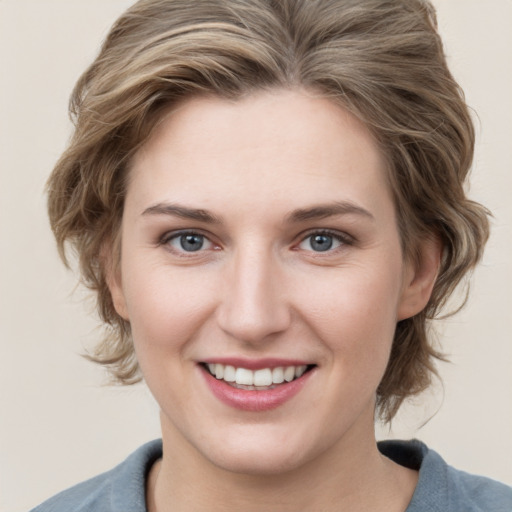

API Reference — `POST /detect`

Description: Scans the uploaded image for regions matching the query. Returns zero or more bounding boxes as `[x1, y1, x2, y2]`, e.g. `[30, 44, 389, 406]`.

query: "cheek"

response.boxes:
[121, 262, 218, 358]
[296, 263, 402, 361]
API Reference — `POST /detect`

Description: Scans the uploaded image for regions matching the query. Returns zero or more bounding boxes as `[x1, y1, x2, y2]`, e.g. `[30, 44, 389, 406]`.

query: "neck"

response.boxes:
[148, 413, 417, 512]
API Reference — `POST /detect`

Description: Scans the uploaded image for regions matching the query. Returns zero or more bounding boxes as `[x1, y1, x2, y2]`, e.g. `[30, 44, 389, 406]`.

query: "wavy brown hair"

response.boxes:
[47, 0, 490, 422]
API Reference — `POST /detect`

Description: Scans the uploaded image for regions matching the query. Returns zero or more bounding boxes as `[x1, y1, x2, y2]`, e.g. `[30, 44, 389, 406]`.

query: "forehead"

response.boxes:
[127, 89, 393, 220]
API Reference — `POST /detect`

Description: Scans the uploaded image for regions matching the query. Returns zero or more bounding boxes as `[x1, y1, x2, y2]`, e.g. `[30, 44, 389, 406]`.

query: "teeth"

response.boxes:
[272, 367, 284, 384]
[223, 365, 236, 382]
[253, 368, 272, 386]
[295, 365, 307, 378]
[214, 364, 224, 379]
[235, 367, 253, 385]
[284, 366, 295, 382]
[205, 363, 310, 387]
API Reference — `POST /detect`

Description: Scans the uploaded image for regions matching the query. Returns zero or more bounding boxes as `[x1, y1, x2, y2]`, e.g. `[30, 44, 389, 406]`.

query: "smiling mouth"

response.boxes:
[201, 363, 316, 390]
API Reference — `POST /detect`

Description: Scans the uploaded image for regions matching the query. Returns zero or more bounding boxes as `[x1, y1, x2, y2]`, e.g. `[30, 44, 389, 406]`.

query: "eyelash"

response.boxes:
[159, 230, 217, 255]
[296, 229, 354, 254]
[159, 229, 354, 256]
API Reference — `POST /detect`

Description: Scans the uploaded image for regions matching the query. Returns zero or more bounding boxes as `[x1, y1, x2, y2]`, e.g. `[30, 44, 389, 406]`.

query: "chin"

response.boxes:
[194, 425, 321, 476]
[208, 446, 308, 476]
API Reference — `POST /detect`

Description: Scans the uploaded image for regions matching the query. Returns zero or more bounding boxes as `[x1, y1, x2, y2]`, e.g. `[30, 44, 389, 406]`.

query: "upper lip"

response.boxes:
[200, 357, 315, 370]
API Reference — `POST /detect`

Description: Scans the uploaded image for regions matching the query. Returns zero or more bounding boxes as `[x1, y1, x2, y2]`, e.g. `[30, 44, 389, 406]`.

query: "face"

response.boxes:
[110, 89, 427, 475]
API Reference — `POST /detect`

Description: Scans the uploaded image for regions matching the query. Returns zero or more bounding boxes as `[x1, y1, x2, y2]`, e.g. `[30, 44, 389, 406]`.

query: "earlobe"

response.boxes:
[397, 235, 442, 321]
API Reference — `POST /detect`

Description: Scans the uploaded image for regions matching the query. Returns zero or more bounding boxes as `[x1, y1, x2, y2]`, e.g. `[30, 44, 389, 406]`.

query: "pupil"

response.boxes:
[180, 234, 203, 251]
[311, 234, 332, 252]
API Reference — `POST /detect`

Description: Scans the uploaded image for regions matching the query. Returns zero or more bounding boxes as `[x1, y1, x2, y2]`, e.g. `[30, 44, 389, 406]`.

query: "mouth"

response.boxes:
[201, 362, 315, 391]
[199, 360, 316, 411]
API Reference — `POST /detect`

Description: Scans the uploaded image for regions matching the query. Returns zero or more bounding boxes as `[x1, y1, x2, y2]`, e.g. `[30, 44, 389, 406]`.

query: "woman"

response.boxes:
[31, 0, 511, 510]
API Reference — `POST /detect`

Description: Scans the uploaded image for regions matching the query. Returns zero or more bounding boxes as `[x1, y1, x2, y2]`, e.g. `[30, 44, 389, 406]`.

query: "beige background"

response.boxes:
[1, 1, 511, 511]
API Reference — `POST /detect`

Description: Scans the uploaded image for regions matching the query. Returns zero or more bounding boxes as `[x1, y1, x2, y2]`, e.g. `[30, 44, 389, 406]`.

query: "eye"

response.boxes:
[297, 231, 349, 253]
[163, 232, 215, 253]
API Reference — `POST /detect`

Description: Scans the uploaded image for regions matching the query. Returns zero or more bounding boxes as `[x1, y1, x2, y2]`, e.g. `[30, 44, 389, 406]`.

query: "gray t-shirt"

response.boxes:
[30, 439, 512, 511]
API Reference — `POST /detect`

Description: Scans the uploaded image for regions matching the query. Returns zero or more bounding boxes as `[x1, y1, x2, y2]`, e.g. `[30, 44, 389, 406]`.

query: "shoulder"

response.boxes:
[379, 439, 512, 512]
[444, 465, 512, 511]
[29, 471, 114, 512]
[29, 439, 162, 512]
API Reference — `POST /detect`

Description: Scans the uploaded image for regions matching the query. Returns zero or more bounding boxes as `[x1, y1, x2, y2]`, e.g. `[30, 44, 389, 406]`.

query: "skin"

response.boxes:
[108, 89, 440, 511]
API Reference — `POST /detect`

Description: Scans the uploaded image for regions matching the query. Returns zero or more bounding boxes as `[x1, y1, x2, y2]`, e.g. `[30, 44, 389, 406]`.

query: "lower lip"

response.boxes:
[200, 366, 314, 412]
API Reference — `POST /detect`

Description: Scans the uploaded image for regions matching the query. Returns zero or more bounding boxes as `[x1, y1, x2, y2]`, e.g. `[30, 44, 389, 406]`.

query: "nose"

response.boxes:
[216, 247, 291, 345]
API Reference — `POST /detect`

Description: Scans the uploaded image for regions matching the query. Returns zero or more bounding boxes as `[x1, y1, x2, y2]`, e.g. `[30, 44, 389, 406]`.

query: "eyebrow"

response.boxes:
[142, 203, 222, 223]
[141, 200, 374, 224]
[286, 201, 375, 223]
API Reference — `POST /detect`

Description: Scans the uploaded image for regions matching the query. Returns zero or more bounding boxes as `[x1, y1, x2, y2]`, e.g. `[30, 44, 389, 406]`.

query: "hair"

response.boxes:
[47, 0, 490, 422]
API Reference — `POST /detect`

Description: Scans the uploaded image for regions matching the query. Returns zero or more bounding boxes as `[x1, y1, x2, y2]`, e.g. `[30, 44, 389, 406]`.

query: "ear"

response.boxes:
[102, 242, 130, 321]
[397, 235, 442, 321]
[107, 269, 130, 321]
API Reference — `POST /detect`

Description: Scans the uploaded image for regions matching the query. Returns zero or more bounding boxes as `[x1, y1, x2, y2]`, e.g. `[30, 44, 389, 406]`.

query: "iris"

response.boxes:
[179, 234, 204, 251]
[309, 234, 333, 252]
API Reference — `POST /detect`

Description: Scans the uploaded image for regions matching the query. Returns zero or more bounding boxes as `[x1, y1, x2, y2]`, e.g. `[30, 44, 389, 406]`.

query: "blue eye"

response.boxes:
[298, 232, 346, 252]
[309, 234, 334, 252]
[179, 234, 205, 251]
[165, 232, 214, 252]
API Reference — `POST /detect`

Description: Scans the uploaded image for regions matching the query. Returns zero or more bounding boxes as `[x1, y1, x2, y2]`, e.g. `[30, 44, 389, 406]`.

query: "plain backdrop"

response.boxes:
[1, 1, 511, 511]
